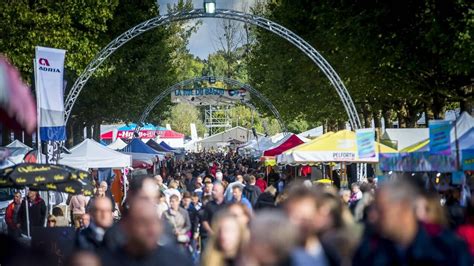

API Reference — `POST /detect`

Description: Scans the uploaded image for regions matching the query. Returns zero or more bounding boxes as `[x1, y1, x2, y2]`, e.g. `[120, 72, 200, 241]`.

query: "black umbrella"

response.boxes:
[0, 163, 94, 195]
[31, 178, 95, 196]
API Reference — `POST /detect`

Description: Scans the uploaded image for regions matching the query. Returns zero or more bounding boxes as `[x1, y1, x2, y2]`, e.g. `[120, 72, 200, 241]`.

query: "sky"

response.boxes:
[158, 0, 257, 59]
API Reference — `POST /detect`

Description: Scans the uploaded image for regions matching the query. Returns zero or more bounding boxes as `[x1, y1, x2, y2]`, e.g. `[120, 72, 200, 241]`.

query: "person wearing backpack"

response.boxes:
[243, 175, 261, 207]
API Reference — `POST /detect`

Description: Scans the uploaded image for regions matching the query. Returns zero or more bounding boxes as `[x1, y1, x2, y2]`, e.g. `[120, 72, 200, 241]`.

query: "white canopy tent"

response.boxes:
[59, 139, 131, 170]
[382, 128, 429, 151]
[298, 126, 324, 139]
[1, 140, 33, 168]
[197, 126, 264, 150]
[6, 140, 32, 149]
[107, 138, 128, 150]
[239, 133, 308, 157]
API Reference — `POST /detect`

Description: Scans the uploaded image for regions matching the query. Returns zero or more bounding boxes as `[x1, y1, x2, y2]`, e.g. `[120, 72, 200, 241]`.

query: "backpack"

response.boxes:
[243, 185, 260, 207]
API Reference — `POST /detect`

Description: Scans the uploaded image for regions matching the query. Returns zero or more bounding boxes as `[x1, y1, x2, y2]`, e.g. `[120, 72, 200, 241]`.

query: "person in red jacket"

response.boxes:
[255, 174, 267, 193]
[5, 191, 22, 237]
[457, 198, 474, 258]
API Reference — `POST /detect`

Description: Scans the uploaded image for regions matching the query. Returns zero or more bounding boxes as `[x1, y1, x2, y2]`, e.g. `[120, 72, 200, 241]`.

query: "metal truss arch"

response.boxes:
[135, 76, 287, 135]
[65, 8, 361, 129]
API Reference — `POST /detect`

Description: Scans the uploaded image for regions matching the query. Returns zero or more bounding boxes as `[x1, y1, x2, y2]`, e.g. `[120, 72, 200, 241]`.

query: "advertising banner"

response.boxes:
[379, 152, 458, 172]
[171, 86, 250, 105]
[35, 46, 66, 141]
[429, 120, 451, 155]
[356, 128, 376, 159]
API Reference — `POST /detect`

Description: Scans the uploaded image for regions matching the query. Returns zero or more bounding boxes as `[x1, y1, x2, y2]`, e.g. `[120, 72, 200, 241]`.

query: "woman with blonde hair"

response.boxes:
[415, 191, 448, 226]
[201, 211, 249, 266]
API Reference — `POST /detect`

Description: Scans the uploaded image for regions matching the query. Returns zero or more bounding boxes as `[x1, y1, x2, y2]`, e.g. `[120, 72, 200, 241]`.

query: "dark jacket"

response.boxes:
[254, 192, 276, 210]
[352, 224, 472, 266]
[98, 244, 193, 266]
[18, 196, 46, 234]
[75, 223, 107, 251]
[243, 184, 261, 207]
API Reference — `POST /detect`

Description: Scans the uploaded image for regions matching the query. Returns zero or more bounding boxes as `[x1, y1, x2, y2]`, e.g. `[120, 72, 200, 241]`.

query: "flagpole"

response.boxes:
[34, 58, 41, 164]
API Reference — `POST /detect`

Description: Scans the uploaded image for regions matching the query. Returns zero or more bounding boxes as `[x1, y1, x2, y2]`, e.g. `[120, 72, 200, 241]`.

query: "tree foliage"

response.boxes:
[0, 0, 119, 82]
[247, 0, 473, 129]
[164, 103, 206, 136]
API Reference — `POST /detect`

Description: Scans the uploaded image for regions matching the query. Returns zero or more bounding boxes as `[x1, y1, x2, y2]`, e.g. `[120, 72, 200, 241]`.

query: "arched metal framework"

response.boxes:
[134, 76, 287, 135]
[64, 8, 361, 129]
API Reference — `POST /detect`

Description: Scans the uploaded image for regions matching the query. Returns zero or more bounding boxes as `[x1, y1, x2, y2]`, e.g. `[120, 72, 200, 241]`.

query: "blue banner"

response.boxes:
[356, 128, 376, 159]
[429, 120, 451, 155]
[39, 126, 66, 141]
[379, 152, 458, 173]
[462, 149, 474, 170]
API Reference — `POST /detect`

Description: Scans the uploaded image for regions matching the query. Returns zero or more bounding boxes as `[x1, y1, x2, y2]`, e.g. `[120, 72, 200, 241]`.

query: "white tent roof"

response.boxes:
[107, 138, 128, 150]
[6, 140, 32, 150]
[59, 139, 131, 170]
[238, 132, 308, 157]
[382, 128, 429, 151]
[298, 126, 323, 138]
[198, 126, 265, 150]
[452, 111, 474, 141]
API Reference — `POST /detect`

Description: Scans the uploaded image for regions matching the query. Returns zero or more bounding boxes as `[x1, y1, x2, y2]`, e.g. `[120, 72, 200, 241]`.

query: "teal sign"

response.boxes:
[462, 150, 474, 170]
[356, 128, 376, 159]
[429, 120, 451, 155]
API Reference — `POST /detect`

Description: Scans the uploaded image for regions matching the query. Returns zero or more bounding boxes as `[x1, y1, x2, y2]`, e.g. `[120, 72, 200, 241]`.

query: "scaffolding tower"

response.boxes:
[204, 105, 232, 136]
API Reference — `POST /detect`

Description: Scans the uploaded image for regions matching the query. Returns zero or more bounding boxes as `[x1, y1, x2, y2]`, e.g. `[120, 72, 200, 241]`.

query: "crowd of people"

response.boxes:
[2, 152, 474, 266]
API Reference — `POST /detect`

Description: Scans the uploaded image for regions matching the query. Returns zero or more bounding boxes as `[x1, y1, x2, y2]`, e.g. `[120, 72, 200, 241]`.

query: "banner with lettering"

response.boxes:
[35, 46, 66, 141]
[429, 120, 451, 155]
[356, 128, 376, 159]
[171, 87, 250, 106]
[379, 152, 458, 172]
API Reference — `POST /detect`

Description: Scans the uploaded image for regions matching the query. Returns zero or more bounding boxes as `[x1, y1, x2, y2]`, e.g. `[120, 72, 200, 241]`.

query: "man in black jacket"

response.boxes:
[98, 199, 192, 266]
[353, 178, 472, 266]
[76, 197, 113, 251]
[243, 175, 261, 207]
[18, 190, 46, 234]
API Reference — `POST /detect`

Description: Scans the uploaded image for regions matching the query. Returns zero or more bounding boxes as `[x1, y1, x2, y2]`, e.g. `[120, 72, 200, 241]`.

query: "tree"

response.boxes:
[246, 0, 473, 130]
[164, 103, 206, 136]
[67, 0, 199, 144]
[0, 0, 119, 83]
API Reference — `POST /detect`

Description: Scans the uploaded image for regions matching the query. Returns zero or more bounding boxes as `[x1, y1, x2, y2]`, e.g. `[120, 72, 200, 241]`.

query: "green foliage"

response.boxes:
[247, 0, 473, 127]
[70, 0, 198, 127]
[228, 105, 282, 135]
[0, 0, 119, 82]
[287, 117, 310, 134]
[163, 103, 206, 136]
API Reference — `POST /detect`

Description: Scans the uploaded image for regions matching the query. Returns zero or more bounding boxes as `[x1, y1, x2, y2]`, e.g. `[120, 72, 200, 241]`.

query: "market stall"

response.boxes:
[120, 138, 165, 169]
[107, 138, 128, 151]
[59, 139, 131, 171]
[277, 130, 397, 165]
[380, 112, 474, 173]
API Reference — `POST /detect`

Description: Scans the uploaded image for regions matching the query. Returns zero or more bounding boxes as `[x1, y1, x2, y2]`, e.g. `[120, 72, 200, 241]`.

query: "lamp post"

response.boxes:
[203, 0, 216, 14]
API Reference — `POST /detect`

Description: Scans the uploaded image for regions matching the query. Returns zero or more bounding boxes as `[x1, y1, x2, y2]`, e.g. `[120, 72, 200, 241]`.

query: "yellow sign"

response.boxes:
[17, 165, 51, 173]
[46, 184, 57, 190]
[54, 175, 65, 181]
[35, 176, 46, 182]
[15, 177, 26, 183]
[65, 186, 75, 193]
[78, 173, 87, 180]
